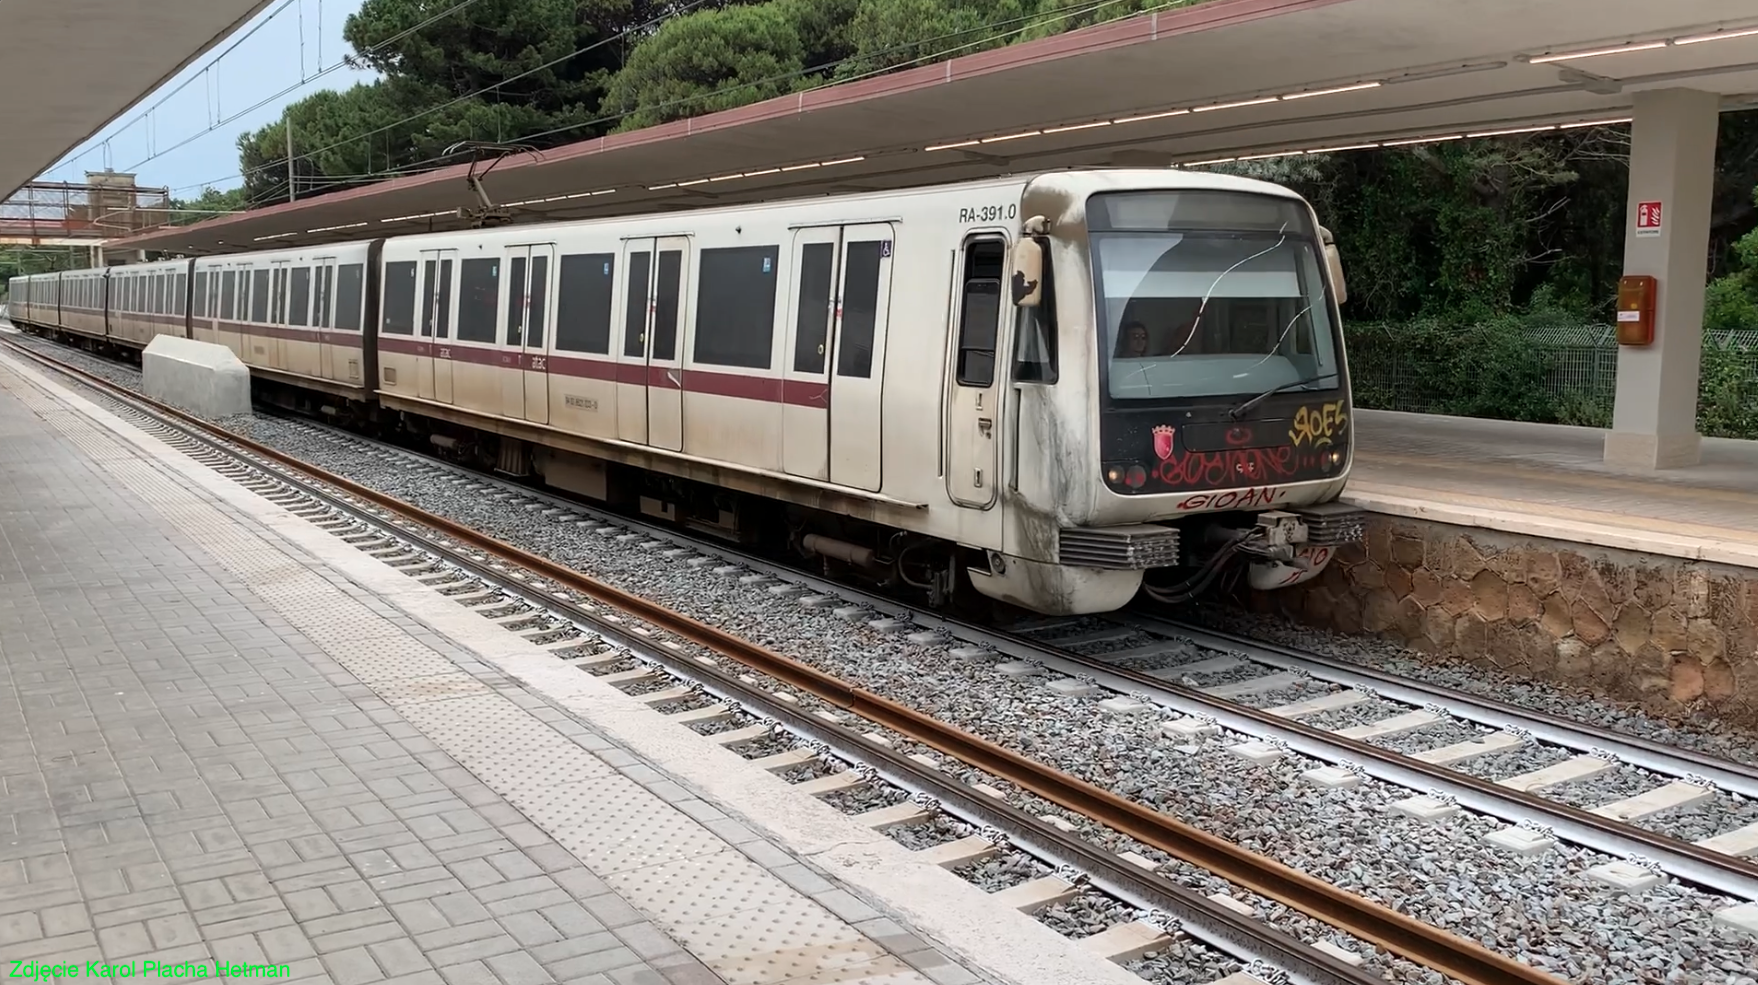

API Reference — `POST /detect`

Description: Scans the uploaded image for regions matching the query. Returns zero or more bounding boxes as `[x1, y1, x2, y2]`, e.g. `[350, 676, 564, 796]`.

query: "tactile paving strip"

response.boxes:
[605, 849, 802, 925]
[684, 895, 887, 985]
[540, 777, 728, 875]
[4, 359, 941, 985]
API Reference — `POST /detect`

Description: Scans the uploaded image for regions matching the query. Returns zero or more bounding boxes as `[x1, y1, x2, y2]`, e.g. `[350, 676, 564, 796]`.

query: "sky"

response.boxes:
[36, 0, 371, 199]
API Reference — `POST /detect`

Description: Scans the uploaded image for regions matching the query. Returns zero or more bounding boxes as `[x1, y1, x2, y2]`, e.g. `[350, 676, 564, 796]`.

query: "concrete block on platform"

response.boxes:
[141, 335, 251, 419]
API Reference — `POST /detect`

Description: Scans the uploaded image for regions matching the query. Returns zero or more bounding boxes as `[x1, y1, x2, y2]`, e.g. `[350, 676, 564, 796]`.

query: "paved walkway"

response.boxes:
[1349, 409, 1758, 563]
[0, 356, 975, 985]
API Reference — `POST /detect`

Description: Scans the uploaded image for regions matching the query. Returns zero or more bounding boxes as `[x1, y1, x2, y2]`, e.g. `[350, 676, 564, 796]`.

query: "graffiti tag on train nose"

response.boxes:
[1289, 402, 1348, 448]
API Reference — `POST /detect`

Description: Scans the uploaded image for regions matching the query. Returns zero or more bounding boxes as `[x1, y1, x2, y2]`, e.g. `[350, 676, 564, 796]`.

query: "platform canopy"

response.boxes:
[0, 1, 274, 201]
[112, 0, 1758, 255]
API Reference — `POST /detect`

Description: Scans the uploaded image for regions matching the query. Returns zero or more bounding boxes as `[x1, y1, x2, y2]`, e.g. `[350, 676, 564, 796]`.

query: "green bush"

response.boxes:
[1345, 315, 1559, 421]
[1346, 316, 1758, 439]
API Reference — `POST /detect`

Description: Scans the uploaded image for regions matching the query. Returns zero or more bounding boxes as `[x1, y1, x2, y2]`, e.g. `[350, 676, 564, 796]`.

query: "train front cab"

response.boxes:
[967, 176, 1367, 616]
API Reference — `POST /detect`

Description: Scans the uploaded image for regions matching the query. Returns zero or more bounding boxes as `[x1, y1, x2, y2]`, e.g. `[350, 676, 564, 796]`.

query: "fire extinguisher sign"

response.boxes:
[1636, 201, 1663, 237]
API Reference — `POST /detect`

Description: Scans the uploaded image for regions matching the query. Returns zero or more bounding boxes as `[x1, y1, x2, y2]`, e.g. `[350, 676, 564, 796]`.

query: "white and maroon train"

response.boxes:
[8, 169, 1366, 616]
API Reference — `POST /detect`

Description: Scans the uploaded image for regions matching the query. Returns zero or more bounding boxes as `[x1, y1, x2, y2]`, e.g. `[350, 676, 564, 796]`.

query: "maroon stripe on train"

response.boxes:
[377, 339, 830, 410]
[206, 318, 364, 349]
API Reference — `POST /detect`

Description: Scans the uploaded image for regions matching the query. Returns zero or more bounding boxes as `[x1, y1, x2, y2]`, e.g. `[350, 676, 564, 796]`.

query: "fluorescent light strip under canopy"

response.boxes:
[646, 156, 866, 192]
[1175, 115, 1631, 167]
[1526, 21, 1758, 63]
[922, 81, 1384, 152]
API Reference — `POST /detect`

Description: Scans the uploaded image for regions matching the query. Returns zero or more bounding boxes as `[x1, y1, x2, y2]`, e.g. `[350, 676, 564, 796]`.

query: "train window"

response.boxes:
[791, 243, 834, 374]
[194, 273, 208, 317]
[694, 246, 779, 370]
[623, 252, 651, 357]
[1013, 266, 1059, 385]
[313, 266, 330, 329]
[177, 274, 187, 316]
[506, 256, 527, 346]
[251, 270, 271, 322]
[420, 261, 438, 338]
[837, 241, 883, 379]
[289, 268, 312, 327]
[383, 261, 417, 335]
[556, 253, 614, 354]
[457, 258, 499, 343]
[436, 260, 454, 339]
[955, 239, 1005, 388]
[221, 271, 236, 320]
[337, 264, 365, 331]
[653, 250, 682, 361]
[528, 255, 549, 349]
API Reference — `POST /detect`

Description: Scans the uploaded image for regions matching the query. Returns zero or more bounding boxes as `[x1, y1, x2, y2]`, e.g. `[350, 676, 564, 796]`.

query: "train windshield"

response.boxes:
[1088, 189, 1341, 403]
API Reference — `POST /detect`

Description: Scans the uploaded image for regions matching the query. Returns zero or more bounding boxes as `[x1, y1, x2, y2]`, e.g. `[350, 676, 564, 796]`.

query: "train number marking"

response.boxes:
[530, 356, 547, 371]
[564, 395, 598, 412]
[959, 204, 1018, 224]
[437, 347, 451, 359]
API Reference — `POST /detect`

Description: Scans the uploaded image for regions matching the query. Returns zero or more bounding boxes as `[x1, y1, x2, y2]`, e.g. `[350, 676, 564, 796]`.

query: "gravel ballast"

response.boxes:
[13, 334, 1758, 985]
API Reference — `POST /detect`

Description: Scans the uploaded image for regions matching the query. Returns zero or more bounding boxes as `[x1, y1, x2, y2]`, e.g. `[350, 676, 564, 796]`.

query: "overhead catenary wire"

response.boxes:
[123, 0, 492, 180]
[183, 0, 1194, 197]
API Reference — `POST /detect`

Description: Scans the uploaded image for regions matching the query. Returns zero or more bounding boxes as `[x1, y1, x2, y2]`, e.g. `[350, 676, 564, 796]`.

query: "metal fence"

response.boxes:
[1345, 321, 1758, 417]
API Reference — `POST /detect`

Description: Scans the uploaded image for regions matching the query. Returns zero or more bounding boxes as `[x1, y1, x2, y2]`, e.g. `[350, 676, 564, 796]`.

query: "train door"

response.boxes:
[781, 226, 841, 480]
[217, 268, 240, 356]
[313, 260, 336, 382]
[502, 244, 554, 424]
[647, 238, 688, 452]
[828, 223, 895, 492]
[270, 260, 294, 370]
[945, 234, 1009, 509]
[419, 249, 456, 404]
[615, 242, 654, 444]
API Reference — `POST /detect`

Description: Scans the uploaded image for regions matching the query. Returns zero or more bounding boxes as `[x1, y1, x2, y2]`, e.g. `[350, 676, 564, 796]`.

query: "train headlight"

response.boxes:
[1106, 465, 1125, 485]
[1322, 449, 1345, 472]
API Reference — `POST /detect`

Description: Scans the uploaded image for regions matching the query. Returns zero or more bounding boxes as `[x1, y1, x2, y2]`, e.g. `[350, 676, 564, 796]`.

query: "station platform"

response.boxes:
[1347, 409, 1758, 571]
[0, 351, 1141, 985]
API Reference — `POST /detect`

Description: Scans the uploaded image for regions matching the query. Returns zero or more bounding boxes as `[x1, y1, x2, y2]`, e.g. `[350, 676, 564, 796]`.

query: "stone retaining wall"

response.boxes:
[1254, 516, 1758, 726]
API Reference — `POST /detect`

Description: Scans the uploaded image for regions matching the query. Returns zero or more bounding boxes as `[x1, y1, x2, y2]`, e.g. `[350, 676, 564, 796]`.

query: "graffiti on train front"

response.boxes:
[1153, 445, 1297, 488]
[1174, 485, 1287, 511]
[1289, 402, 1348, 448]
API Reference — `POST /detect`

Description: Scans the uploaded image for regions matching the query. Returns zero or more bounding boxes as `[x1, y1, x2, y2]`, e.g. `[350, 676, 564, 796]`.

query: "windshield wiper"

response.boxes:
[1228, 372, 1339, 420]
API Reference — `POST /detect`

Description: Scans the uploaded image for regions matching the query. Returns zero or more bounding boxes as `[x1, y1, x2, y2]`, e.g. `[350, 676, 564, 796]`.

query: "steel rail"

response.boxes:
[2, 337, 1566, 985]
[51, 363, 1378, 984]
[1122, 611, 1758, 798]
[904, 607, 1758, 901]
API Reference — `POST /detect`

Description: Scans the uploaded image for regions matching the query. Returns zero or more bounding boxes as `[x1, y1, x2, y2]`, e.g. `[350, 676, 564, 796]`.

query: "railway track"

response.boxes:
[4, 330, 1570, 985]
[10, 330, 1758, 983]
